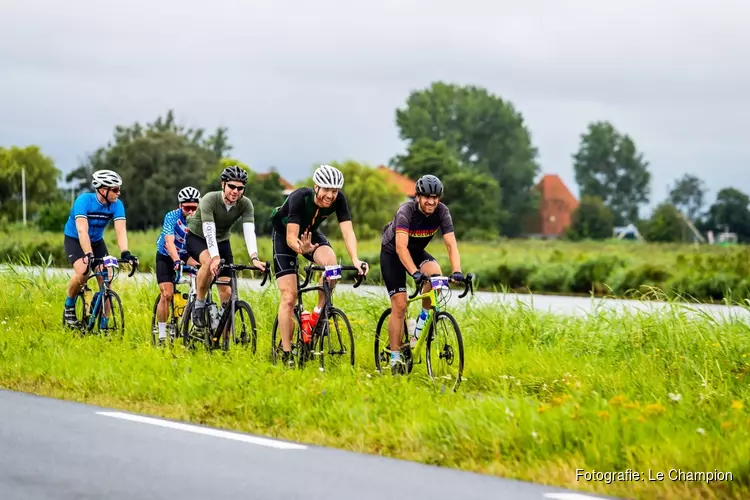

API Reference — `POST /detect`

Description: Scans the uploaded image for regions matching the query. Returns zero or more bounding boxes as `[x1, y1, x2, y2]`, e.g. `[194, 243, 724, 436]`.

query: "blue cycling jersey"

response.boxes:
[156, 208, 189, 259]
[63, 193, 126, 242]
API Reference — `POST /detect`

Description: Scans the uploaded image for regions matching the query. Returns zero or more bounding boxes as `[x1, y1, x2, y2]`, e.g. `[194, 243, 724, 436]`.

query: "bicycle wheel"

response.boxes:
[229, 300, 258, 354]
[317, 307, 354, 371]
[180, 299, 202, 350]
[270, 312, 305, 367]
[426, 310, 464, 392]
[95, 289, 125, 338]
[373, 308, 411, 374]
[63, 289, 89, 334]
[150, 294, 175, 346]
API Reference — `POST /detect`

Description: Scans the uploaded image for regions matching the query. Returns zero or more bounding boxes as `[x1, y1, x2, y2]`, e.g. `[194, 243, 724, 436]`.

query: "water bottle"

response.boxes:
[411, 309, 429, 348]
[301, 311, 312, 343]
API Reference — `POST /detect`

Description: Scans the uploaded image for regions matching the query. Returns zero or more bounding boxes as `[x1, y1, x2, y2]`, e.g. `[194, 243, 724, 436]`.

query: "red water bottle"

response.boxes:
[301, 310, 312, 343]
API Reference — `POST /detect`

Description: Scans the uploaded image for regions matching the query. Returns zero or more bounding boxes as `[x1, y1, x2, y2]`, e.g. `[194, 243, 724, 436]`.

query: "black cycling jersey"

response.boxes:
[381, 200, 454, 254]
[270, 187, 352, 236]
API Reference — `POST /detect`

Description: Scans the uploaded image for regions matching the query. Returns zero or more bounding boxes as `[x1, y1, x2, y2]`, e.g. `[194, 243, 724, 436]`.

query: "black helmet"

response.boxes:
[221, 165, 248, 183]
[415, 174, 443, 197]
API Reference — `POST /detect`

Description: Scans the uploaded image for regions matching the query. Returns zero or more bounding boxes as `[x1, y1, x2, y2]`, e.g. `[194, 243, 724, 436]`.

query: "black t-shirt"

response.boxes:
[381, 200, 454, 254]
[270, 187, 352, 235]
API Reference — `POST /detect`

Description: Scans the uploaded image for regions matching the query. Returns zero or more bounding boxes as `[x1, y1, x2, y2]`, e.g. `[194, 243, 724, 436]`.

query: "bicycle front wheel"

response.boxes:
[317, 307, 354, 371]
[150, 293, 175, 346]
[426, 310, 464, 391]
[270, 313, 305, 367]
[97, 289, 125, 338]
[373, 308, 410, 374]
[229, 300, 257, 354]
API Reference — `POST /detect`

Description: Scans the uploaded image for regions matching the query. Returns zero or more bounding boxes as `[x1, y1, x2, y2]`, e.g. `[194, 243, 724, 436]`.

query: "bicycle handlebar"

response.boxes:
[209, 259, 272, 287]
[408, 272, 474, 300]
[87, 256, 139, 278]
[300, 263, 368, 289]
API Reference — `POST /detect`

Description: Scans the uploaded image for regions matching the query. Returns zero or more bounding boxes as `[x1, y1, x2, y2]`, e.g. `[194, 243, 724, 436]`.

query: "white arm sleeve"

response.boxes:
[243, 222, 258, 259]
[202, 222, 220, 259]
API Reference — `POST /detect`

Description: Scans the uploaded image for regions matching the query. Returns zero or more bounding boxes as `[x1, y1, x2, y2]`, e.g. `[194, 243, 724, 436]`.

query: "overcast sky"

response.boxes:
[2, 0, 749, 215]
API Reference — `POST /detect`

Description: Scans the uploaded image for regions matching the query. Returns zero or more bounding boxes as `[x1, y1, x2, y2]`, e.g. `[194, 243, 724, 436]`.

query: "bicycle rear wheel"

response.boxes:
[373, 308, 411, 374]
[228, 300, 257, 354]
[426, 310, 464, 391]
[317, 307, 354, 371]
[150, 294, 176, 346]
[271, 313, 305, 367]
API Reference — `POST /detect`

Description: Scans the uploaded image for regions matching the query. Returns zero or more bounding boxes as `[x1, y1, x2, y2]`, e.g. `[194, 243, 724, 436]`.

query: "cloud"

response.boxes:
[1, 0, 749, 215]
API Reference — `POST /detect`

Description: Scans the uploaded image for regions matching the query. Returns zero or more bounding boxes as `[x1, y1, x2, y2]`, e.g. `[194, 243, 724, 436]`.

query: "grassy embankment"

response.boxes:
[0, 264, 748, 499]
[4, 227, 750, 304]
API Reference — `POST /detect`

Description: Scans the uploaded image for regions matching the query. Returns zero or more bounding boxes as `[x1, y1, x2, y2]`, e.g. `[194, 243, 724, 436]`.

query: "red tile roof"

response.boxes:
[256, 172, 294, 191]
[376, 166, 416, 197]
[528, 174, 579, 236]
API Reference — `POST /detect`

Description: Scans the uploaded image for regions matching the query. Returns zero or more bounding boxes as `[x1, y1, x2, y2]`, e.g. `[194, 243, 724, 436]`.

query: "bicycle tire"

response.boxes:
[270, 312, 305, 367]
[426, 310, 464, 392]
[228, 300, 257, 354]
[96, 289, 125, 338]
[63, 289, 89, 334]
[180, 299, 200, 349]
[317, 306, 355, 371]
[373, 308, 411, 374]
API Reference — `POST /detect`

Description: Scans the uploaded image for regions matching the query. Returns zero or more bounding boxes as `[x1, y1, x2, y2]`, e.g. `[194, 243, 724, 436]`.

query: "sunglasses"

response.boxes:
[181, 204, 198, 212]
[110, 187, 121, 194]
[226, 183, 245, 192]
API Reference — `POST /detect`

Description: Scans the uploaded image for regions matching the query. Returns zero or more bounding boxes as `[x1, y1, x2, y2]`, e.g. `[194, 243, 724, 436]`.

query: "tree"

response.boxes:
[565, 195, 615, 240]
[572, 121, 651, 225]
[644, 202, 684, 242]
[0, 145, 61, 222]
[668, 173, 707, 222]
[441, 169, 503, 240]
[391, 82, 539, 236]
[704, 188, 750, 242]
[391, 138, 461, 182]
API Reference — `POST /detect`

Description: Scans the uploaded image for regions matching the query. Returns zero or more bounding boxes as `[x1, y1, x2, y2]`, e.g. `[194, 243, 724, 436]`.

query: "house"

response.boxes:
[523, 174, 579, 239]
[376, 166, 416, 199]
[256, 172, 295, 195]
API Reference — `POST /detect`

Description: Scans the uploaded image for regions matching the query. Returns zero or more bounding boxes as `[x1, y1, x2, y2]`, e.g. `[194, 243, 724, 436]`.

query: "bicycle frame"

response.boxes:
[78, 255, 138, 331]
[296, 263, 366, 331]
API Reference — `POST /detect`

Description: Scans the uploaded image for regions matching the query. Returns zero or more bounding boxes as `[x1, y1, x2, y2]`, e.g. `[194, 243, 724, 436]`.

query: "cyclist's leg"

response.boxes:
[216, 240, 233, 307]
[63, 236, 89, 325]
[155, 252, 176, 340]
[380, 248, 409, 362]
[272, 227, 300, 360]
[92, 240, 111, 327]
[416, 250, 440, 310]
[307, 230, 334, 314]
[185, 233, 212, 327]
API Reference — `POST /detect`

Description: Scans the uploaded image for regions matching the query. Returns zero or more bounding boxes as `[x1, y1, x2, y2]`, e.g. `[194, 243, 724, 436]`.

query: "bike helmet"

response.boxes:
[220, 165, 248, 183]
[415, 174, 443, 197]
[178, 186, 201, 203]
[92, 169, 122, 189]
[312, 164, 344, 189]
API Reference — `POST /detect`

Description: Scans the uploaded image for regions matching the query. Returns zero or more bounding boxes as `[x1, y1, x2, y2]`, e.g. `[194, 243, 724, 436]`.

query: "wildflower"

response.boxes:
[537, 405, 547, 414]
[696, 428, 705, 435]
[644, 402, 666, 416]
[721, 421, 733, 430]
[597, 411, 610, 419]
[609, 394, 626, 406]
[668, 393, 682, 402]
[731, 400, 744, 410]
[531, 431, 539, 439]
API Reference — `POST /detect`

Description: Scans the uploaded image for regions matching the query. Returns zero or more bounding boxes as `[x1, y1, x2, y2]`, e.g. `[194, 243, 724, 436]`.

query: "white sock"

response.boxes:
[313, 306, 321, 314]
[158, 322, 166, 339]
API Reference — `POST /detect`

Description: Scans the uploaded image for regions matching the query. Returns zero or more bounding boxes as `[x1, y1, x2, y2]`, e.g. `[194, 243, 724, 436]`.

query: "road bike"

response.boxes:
[149, 263, 199, 346]
[64, 254, 139, 337]
[373, 272, 474, 391]
[270, 263, 366, 370]
[181, 259, 270, 352]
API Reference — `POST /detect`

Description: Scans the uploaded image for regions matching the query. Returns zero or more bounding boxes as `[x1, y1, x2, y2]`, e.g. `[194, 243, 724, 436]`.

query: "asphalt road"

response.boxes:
[0, 389, 615, 500]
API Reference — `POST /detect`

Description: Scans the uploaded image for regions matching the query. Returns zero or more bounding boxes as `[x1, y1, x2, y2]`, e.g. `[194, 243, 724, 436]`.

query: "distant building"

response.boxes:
[256, 172, 295, 195]
[376, 166, 416, 199]
[523, 174, 579, 239]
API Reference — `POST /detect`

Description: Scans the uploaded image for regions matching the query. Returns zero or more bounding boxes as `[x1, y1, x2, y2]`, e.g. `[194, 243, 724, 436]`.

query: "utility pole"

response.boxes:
[22, 167, 27, 226]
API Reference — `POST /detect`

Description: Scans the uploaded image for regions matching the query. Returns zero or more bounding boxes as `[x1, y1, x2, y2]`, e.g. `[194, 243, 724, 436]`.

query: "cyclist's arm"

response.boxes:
[338, 221, 360, 263]
[439, 204, 460, 273]
[286, 222, 303, 253]
[200, 197, 220, 260]
[113, 201, 128, 254]
[75, 218, 93, 255]
[161, 211, 181, 263]
[285, 190, 305, 253]
[395, 231, 418, 275]
[240, 198, 259, 261]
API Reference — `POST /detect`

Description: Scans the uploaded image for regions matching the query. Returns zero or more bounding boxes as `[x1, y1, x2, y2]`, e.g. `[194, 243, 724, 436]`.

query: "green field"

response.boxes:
[0, 264, 748, 500]
[4, 226, 750, 305]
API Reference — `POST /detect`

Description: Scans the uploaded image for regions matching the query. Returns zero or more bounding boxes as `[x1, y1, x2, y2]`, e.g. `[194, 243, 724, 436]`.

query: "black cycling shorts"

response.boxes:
[271, 226, 331, 279]
[380, 248, 437, 297]
[64, 235, 108, 265]
[184, 233, 234, 278]
[155, 252, 180, 284]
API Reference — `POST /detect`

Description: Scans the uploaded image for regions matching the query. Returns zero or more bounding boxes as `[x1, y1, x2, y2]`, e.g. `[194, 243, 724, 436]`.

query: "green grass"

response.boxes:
[1, 265, 749, 499]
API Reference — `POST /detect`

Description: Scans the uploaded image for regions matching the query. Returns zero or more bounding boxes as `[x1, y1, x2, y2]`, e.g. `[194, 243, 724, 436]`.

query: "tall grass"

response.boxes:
[0, 266, 749, 499]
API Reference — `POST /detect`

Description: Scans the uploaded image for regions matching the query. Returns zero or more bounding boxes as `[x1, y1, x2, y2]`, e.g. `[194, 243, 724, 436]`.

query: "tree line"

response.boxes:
[1, 81, 748, 243]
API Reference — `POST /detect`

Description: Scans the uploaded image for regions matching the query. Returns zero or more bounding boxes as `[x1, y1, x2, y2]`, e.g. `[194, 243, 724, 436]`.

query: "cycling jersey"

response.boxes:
[381, 200, 454, 254]
[270, 187, 352, 235]
[156, 208, 189, 258]
[186, 191, 254, 242]
[63, 192, 126, 242]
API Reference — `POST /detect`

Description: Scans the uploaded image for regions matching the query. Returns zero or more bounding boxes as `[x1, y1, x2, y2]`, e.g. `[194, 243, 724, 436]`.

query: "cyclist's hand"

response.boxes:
[83, 252, 94, 266]
[173, 260, 182, 271]
[299, 231, 319, 255]
[412, 271, 424, 284]
[210, 257, 221, 277]
[449, 271, 464, 283]
[251, 257, 267, 272]
[353, 258, 368, 275]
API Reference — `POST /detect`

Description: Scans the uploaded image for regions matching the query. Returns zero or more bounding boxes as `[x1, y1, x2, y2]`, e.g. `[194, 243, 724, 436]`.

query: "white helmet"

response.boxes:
[92, 169, 122, 189]
[313, 164, 344, 189]
[178, 186, 201, 203]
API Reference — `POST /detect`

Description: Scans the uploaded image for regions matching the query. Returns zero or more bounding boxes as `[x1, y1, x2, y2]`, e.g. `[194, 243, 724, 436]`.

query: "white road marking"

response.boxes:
[96, 411, 307, 450]
[544, 493, 608, 500]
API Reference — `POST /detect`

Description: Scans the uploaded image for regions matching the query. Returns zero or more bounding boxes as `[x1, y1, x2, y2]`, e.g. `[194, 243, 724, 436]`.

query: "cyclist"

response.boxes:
[153, 186, 201, 342]
[269, 164, 368, 366]
[62, 169, 139, 328]
[379, 174, 463, 374]
[184, 165, 267, 328]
